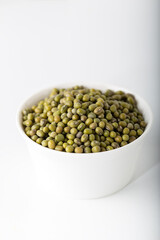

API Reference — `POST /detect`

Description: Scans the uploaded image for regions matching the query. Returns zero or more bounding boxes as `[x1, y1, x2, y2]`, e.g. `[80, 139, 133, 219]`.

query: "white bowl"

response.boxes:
[17, 84, 153, 199]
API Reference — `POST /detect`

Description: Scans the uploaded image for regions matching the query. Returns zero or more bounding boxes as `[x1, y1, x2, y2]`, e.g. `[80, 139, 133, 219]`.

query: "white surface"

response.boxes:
[0, 151, 160, 240]
[0, 0, 160, 239]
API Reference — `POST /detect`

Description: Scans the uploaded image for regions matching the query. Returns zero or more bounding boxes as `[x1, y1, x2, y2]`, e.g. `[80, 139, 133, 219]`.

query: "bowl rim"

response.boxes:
[16, 83, 153, 155]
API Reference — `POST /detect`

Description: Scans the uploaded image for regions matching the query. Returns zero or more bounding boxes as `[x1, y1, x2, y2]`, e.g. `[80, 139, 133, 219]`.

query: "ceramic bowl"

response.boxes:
[17, 84, 153, 199]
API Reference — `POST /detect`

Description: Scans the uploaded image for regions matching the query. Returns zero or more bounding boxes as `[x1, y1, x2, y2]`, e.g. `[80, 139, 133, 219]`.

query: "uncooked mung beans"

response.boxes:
[22, 86, 147, 153]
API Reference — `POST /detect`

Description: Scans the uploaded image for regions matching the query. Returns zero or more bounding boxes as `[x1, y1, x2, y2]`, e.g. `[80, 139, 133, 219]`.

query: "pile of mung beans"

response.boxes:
[22, 86, 147, 153]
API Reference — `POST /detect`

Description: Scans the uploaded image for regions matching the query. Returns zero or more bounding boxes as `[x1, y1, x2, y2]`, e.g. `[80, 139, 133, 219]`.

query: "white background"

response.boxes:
[0, 0, 160, 239]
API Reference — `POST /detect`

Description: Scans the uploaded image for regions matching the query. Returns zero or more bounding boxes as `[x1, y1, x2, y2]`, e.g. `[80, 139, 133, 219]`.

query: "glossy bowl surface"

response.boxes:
[17, 84, 153, 199]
